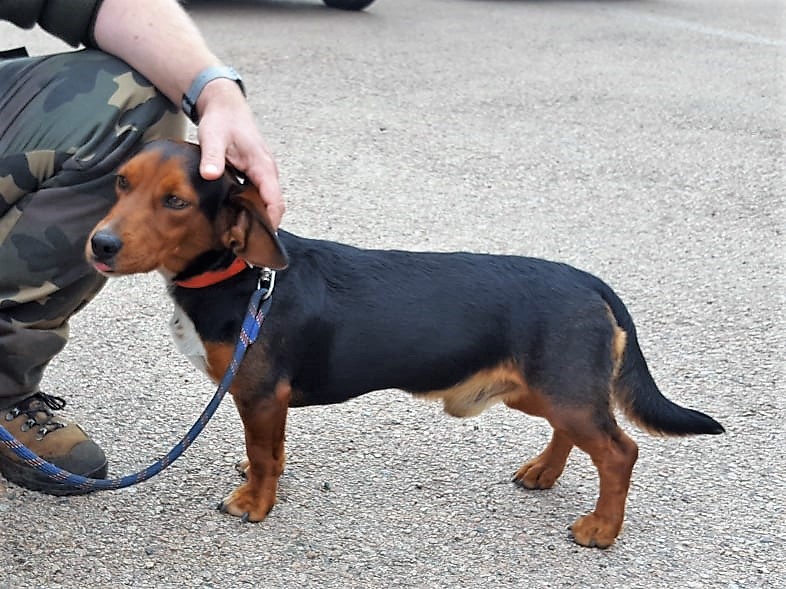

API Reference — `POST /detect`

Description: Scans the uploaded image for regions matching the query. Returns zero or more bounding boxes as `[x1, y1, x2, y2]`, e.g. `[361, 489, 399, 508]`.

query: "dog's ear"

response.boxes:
[218, 184, 288, 270]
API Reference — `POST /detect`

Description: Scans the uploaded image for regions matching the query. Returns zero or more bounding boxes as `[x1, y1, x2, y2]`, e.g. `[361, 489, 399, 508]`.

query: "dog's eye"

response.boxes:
[116, 175, 129, 191]
[163, 194, 190, 210]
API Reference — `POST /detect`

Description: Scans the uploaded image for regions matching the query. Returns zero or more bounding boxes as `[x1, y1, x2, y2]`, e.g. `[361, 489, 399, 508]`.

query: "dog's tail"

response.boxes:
[598, 280, 725, 436]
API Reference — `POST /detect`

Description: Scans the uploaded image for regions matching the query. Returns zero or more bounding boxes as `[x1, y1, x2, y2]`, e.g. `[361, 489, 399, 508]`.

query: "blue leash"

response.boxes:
[0, 273, 273, 492]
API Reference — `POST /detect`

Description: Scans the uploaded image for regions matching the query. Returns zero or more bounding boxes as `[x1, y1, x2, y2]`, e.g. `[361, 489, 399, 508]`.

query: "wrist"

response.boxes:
[182, 66, 245, 124]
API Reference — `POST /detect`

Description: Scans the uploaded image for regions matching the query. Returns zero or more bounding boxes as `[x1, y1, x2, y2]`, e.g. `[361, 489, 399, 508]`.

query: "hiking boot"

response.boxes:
[0, 392, 108, 495]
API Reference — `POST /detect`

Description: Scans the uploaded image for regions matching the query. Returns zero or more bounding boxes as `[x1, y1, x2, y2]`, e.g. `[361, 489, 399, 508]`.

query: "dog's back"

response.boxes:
[264, 233, 723, 438]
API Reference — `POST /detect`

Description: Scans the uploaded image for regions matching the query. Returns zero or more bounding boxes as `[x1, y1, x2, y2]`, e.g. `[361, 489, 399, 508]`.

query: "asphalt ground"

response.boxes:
[0, 1, 783, 587]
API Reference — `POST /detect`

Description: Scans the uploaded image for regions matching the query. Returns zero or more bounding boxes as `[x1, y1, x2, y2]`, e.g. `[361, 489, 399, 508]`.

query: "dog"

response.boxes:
[86, 139, 723, 548]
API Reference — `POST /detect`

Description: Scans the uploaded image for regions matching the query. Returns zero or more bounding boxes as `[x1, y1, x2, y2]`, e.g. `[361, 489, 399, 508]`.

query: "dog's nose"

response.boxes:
[90, 230, 123, 260]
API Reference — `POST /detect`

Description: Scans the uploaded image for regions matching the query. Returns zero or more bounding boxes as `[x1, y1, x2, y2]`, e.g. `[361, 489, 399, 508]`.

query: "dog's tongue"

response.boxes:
[93, 261, 112, 273]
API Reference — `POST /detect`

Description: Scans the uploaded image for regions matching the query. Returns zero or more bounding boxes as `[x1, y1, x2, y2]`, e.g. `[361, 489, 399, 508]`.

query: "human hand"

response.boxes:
[196, 79, 285, 229]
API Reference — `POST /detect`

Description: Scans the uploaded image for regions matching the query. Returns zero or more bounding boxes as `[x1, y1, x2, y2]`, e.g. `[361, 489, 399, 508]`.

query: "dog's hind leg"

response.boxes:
[504, 386, 573, 489]
[556, 408, 638, 548]
[219, 380, 291, 522]
[504, 351, 638, 546]
[507, 386, 638, 548]
[510, 427, 573, 491]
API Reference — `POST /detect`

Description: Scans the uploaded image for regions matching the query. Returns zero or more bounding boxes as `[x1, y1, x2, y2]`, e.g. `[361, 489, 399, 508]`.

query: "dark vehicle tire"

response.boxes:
[323, 0, 376, 10]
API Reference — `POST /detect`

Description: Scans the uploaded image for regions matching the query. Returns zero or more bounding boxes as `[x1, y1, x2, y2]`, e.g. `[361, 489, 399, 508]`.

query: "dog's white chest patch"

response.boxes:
[169, 305, 209, 376]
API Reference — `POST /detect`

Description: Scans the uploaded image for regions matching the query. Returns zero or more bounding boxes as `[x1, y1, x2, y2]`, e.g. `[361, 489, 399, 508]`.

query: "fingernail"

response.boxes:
[203, 164, 220, 176]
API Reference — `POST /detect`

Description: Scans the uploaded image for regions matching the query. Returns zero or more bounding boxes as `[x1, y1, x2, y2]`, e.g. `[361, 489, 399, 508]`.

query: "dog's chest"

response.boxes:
[169, 304, 210, 376]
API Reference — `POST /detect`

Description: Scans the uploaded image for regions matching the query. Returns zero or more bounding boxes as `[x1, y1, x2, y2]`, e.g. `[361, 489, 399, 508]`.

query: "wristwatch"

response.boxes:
[181, 66, 246, 125]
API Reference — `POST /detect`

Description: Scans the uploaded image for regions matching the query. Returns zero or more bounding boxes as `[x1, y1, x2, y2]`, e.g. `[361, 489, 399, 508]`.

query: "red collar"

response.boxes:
[174, 257, 248, 288]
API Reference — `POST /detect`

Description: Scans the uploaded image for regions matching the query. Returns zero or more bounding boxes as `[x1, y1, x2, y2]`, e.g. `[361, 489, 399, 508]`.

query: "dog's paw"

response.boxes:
[217, 481, 276, 522]
[569, 512, 621, 549]
[512, 456, 563, 490]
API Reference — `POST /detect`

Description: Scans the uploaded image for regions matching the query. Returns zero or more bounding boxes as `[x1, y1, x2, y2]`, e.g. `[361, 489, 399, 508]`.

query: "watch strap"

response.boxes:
[181, 66, 245, 124]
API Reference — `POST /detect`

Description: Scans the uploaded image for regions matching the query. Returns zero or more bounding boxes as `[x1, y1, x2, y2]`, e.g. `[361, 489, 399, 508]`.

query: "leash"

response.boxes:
[0, 269, 274, 492]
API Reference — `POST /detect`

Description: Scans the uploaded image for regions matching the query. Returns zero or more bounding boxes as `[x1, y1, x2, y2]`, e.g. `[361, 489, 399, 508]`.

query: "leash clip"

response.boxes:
[258, 268, 276, 300]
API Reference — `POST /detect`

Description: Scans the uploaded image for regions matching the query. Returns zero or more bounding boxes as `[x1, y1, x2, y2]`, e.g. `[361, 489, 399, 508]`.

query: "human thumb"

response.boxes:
[199, 139, 227, 180]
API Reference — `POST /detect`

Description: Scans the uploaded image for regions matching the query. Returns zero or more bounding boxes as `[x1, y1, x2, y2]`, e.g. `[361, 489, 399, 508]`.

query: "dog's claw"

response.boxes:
[217, 501, 227, 513]
[241, 512, 250, 523]
[234, 459, 249, 479]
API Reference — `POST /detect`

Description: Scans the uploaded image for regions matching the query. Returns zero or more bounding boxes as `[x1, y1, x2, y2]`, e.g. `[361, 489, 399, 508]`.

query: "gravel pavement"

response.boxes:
[1, 1, 783, 587]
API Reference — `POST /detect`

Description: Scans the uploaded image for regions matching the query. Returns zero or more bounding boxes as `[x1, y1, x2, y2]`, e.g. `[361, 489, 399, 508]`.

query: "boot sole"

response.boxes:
[0, 448, 108, 496]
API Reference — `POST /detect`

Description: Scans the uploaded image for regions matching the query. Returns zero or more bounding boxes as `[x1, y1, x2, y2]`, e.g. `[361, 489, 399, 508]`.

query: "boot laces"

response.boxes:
[3, 392, 67, 440]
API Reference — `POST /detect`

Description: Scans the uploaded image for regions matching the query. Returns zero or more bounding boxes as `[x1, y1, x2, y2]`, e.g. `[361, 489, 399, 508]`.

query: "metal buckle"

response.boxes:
[258, 268, 276, 299]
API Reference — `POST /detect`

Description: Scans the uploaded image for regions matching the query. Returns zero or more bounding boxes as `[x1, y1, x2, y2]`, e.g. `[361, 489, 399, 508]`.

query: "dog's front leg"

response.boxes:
[219, 380, 291, 522]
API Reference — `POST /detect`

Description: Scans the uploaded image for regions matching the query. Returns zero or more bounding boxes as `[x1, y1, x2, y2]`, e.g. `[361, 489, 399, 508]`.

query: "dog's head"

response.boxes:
[86, 139, 288, 278]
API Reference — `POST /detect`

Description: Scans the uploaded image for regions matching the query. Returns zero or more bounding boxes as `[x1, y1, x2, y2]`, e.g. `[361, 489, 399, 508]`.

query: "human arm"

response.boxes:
[1, 0, 283, 228]
[93, 0, 284, 228]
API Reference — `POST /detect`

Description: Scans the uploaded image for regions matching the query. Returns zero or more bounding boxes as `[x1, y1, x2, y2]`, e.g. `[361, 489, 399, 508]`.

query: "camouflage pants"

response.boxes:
[0, 49, 186, 406]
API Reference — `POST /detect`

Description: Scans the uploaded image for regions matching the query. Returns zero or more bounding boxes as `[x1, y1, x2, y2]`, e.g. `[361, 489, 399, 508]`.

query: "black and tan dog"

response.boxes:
[86, 139, 723, 548]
